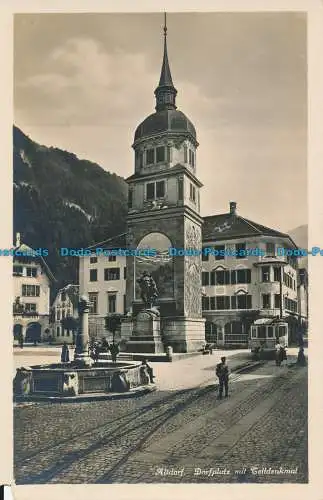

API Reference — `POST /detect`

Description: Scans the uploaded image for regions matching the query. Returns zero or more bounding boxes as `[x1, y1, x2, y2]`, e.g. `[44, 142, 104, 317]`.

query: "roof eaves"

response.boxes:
[202, 232, 263, 242]
[238, 215, 263, 235]
[40, 256, 56, 282]
[14, 243, 56, 281]
[202, 213, 228, 221]
[243, 218, 290, 239]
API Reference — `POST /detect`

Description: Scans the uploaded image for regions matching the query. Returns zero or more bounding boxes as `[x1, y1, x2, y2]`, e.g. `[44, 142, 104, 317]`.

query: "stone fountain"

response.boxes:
[14, 296, 154, 402]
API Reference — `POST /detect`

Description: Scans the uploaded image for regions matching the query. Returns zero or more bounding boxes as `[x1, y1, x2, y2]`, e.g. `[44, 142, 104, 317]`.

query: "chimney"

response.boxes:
[229, 202, 237, 215]
[15, 232, 21, 247]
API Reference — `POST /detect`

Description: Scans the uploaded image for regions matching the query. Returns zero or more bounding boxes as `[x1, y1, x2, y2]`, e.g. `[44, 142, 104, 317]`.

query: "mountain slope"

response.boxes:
[288, 224, 308, 249]
[13, 126, 128, 294]
[288, 224, 308, 269]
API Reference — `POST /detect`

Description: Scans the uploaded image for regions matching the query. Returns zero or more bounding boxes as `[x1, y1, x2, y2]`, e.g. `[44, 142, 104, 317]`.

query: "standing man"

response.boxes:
[109, 343, 119, 363]
[297, 347, 306, 366]
[140, 359, 155, 383]
[216, 356, 229, 399]
[90, 341, 100, 364]
[275, 339, 281, 366]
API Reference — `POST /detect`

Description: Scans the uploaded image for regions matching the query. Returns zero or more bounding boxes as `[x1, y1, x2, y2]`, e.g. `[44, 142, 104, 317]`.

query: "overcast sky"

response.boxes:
[14, 12, 307, 233]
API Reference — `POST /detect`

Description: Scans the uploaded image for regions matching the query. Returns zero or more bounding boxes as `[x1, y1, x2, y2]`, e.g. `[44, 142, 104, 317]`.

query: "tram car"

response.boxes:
[249, 318, 289, 353]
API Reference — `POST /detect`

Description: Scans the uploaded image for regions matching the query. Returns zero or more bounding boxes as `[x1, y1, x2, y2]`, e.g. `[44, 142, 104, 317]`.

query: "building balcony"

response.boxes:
[13, 310, 39, 319]
[254, 256, 287, 267]
[284, 309, 299, 317]
[259, 308, 281, 318]
[257, 280, 280, 288]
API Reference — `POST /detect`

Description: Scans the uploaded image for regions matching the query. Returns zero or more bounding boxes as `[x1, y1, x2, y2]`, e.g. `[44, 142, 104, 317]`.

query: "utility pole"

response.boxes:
[279, 265, 284, 319]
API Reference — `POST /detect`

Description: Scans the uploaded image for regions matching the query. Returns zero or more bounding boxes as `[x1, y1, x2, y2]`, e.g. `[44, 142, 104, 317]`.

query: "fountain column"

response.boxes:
[74, 295, 93, 366]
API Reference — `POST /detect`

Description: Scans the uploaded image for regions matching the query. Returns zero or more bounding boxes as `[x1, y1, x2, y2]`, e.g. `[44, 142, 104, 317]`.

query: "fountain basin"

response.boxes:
[14, 361, 155, 402]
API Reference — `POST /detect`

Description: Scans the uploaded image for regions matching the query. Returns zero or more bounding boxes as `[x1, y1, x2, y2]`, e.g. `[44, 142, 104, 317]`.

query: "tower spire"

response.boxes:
[154, 12, 177, 112]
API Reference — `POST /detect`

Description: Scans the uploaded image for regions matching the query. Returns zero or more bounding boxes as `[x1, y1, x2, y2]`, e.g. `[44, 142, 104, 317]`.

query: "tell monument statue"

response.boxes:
[137, 271, 159, 310]
[126, 271, 163, 353]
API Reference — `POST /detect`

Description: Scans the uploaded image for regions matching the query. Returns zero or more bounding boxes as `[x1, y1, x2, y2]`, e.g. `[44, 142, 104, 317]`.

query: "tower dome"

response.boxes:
[134, 109, 196, 143]
[133, 14, 197, 147]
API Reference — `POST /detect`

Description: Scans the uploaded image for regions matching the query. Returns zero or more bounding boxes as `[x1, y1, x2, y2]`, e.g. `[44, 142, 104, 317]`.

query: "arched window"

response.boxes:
[224, 321, 248, 346]
[205, 322, 217, 343]
[13, 324, 23, 340]
[224, 321, 245, 335]
[224, 322, 231, 335]
[211, 266, 230, 285]
[232, 321, 245, 334]
[205, 321, 212, 335]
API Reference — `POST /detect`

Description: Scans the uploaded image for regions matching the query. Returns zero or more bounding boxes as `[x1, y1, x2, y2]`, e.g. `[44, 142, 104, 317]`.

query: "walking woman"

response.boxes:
[280, 345, 287, 366]
[61, 341, 70, 363]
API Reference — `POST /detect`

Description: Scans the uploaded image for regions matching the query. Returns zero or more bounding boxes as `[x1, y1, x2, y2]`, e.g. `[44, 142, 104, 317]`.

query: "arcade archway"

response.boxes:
[25, 322, 41, 343]
[224, 321, 248, 347]
[205, 321, 217, 343]
[13, 324, 23, 340]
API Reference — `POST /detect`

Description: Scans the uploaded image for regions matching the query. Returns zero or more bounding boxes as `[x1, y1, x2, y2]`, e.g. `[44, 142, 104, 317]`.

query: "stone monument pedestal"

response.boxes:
[162, 317, 206, 353]
[120, 316, 134, 343]
[126, 308, 164, 354]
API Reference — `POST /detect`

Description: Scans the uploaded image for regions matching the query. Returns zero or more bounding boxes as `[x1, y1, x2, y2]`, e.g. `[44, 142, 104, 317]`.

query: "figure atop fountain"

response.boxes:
[137, 271, 159, 311]
[74, 294, 93, 366]
[78, 295, 90, 314]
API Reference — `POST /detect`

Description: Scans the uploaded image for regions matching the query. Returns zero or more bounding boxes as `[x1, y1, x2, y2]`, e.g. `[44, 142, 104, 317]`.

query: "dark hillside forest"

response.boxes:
[13, 126, 127, 295]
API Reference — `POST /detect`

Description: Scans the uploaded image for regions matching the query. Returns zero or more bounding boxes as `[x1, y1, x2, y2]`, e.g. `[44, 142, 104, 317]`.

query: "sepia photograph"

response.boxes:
[11, 9, 309, 486]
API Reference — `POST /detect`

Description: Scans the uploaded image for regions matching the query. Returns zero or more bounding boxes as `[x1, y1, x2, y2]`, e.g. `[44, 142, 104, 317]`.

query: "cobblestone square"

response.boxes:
[14, 350, 308, 484]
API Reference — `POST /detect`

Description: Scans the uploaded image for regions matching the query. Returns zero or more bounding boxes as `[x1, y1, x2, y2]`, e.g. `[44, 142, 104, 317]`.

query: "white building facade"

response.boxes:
[202, 203, 301, 346]
[79, 235, 127, 339]
[13, 234, 54, 342]
[297, 267, 308, 334]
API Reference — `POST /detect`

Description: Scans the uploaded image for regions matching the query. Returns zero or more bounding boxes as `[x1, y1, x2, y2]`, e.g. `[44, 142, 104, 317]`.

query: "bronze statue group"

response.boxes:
[137, 270, 158, 309]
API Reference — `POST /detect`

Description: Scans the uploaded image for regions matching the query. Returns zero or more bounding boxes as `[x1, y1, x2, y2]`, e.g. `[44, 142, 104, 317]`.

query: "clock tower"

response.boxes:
[125, 14, 205, 352]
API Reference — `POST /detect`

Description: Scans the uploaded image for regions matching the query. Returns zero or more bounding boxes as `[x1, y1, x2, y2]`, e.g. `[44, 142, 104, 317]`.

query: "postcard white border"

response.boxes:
[1, 1, 322, 499]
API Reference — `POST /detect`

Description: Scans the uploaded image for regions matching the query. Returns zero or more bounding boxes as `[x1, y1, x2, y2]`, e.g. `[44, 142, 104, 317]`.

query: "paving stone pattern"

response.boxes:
[14, 361, 307, 484]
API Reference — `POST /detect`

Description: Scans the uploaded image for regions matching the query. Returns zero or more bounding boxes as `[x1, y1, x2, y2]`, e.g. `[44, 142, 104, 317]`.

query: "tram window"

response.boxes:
[279, 326, 286, 336]
[251, 327, 257, 338]
[259, 326, 266, 338]
[267, 326, 274, 338]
